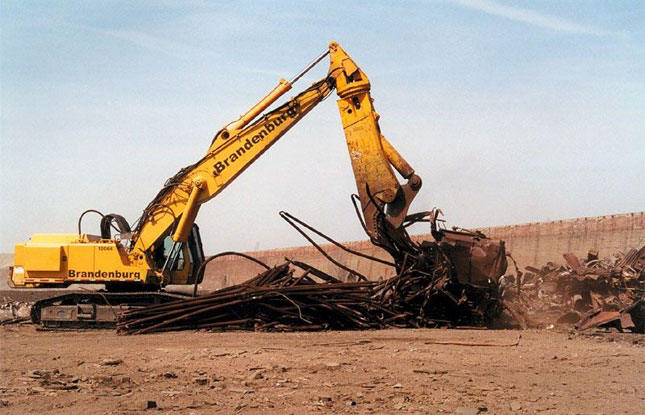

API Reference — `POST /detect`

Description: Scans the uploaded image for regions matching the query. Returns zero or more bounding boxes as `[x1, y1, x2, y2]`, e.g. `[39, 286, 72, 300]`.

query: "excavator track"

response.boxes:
[31, 292, 190, 329]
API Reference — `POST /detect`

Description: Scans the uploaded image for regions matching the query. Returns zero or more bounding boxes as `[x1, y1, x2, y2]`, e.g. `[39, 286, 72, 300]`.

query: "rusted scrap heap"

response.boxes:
[279, 210, 507, 329]
[118, 211, 508, 335]
[373, 240, 504, 328]
[506, 245, 645, 333]
[117, 256, 503, 334]
[118, 263, 381, 334]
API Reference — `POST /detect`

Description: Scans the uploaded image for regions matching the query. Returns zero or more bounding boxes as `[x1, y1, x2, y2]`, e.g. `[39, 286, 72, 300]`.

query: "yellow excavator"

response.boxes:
[10, 42, 506, 327]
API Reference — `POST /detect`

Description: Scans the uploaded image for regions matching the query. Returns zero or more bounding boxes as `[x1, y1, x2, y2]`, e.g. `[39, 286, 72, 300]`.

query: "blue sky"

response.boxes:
[1, 0, 643, 253]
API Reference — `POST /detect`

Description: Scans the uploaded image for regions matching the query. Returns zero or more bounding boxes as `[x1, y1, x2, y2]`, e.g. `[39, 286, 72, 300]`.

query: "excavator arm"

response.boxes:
[128, 41, 421, 281]
[130, 78, 334, 275]
[328, 42, 422, 244]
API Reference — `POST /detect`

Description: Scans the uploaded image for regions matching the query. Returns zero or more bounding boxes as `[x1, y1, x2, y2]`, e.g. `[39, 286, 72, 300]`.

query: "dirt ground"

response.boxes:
[0, 327, 643, 415]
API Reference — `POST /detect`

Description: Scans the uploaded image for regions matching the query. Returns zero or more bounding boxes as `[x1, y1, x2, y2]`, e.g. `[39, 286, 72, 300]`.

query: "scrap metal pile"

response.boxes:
[503, 245, 645, 333]
[117, 209, 509, 334]
[117, 230, 507, 334]
[118, 263, 381, 334]
[373, 239, 504, 328]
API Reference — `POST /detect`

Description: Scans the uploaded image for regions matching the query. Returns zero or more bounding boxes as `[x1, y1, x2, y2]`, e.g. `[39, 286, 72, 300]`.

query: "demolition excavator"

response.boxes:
[10, 42, 507, 327]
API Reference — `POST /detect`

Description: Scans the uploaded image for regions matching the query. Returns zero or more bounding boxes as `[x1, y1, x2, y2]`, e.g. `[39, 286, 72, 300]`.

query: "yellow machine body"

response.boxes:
[11, 234, 192, 287]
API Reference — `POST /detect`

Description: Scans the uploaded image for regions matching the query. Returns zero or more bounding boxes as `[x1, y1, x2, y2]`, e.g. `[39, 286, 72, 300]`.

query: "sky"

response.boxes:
[1, 0, 643, 254]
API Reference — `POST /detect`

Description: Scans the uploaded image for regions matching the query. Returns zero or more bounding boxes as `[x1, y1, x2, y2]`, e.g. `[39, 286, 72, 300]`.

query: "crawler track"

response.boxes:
[31, 291, 192, 329]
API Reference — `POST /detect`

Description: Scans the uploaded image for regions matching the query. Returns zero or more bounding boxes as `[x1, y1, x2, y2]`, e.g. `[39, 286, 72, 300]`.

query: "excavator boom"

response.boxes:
[128, 41, 421, 283]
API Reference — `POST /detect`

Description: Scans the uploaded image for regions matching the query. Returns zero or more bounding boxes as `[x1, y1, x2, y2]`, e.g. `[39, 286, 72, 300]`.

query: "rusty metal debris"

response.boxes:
[576, 299, 644, 332]
[116, 260, 500, 334]
[117, 226, 508, 334]
[117, 263, 383, 334]
[285, 209, 507, 327]
[117, 209, 509, 334]
[503, 245, 645, 333]
[423, 334, 521, 347]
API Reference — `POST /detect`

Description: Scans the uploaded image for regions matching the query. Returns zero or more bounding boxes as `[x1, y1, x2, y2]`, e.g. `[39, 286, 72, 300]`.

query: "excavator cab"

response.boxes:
[151, 224, 206, 286]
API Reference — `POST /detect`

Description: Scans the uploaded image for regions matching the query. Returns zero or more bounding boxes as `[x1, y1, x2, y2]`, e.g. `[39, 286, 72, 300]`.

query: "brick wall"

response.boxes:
[201, 211, 645, 290]
[479, 211, 645, 271]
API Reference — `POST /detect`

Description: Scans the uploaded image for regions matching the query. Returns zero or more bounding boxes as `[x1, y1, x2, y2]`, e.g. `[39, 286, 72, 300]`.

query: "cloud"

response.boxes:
[451, 0, 619, 37]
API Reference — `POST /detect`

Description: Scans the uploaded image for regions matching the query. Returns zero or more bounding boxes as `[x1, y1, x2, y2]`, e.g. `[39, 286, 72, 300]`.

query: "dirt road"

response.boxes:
[0, 327, 642, 414]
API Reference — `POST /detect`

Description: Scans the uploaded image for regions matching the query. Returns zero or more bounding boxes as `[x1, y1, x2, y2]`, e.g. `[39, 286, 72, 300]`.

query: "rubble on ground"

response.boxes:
[502, 245, 644, 332]
[17, 369, 79, 392]
[0, 300, 31, 325]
